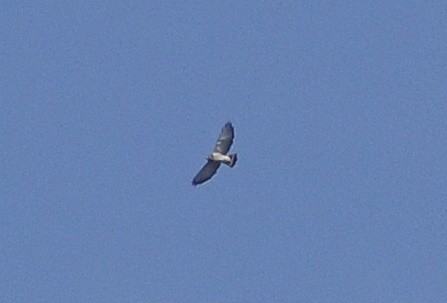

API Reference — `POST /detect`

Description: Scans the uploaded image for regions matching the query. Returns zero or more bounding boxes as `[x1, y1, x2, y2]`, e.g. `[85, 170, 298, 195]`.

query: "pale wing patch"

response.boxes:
[214, 122, 234, 154]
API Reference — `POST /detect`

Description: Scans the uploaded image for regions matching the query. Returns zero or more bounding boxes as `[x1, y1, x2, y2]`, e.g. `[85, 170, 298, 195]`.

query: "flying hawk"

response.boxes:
[192, 122, 238, 186]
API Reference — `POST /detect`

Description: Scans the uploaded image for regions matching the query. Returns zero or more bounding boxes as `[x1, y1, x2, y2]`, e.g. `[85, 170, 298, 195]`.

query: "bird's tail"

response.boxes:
[229, 153, 238, 167]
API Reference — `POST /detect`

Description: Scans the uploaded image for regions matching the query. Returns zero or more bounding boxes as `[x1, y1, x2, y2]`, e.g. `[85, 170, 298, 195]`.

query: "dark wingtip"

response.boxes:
[192, 178, 203, 186]
[224, 122, 234, 137]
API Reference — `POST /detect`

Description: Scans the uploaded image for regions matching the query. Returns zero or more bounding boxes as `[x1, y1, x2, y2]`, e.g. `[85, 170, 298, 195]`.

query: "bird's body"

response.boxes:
[192, 122, 237, 186]
[208, 152, 231, 163]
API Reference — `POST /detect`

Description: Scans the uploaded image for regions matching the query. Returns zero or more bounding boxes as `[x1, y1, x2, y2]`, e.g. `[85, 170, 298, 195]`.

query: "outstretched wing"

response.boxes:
[214, 122, 234, 154]
[192, 161, 221, 186]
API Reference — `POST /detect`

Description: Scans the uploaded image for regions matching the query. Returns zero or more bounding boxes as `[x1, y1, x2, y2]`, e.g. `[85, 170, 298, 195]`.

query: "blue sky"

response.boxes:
[2, 2, 446, 302]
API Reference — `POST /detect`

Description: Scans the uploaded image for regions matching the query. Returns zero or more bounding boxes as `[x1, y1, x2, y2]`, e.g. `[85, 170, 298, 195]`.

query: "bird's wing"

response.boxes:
[213, 122, 234, 154]
[192, 161, 221, 186]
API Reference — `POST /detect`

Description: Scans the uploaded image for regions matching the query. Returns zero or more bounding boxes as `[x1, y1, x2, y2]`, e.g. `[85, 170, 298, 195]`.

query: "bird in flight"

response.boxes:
[192, 122, 238, 186]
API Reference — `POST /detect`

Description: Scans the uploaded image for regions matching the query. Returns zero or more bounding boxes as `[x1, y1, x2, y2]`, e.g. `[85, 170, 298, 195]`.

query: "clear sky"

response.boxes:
[2, 2, 446, 302]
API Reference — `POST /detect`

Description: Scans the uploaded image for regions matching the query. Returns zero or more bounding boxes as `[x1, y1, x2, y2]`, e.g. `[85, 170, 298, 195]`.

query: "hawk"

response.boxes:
[192, 122, 238, 186]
